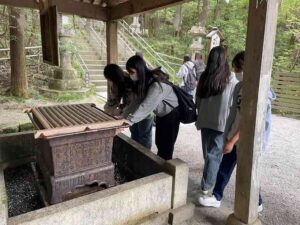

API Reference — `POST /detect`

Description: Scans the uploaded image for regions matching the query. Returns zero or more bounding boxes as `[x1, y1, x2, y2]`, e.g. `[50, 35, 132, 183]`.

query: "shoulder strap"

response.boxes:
[184, 63, 196, 78]
[163, 100, 175, 109]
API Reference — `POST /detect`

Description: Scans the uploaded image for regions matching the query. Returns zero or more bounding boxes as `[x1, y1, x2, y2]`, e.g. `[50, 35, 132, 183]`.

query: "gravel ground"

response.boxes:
[4, 163, 132, 217]
[4, 164, 44, 217]
[125, 114, 300, 225]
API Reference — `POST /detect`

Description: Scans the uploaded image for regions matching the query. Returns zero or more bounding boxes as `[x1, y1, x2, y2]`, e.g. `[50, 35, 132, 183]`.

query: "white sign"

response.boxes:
[210, 34, 221, 50]
[62, 16, 69, 25]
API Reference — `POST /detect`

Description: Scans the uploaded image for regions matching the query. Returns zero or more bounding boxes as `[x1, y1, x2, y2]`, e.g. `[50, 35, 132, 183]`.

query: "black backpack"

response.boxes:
[164, 81, 197, 124]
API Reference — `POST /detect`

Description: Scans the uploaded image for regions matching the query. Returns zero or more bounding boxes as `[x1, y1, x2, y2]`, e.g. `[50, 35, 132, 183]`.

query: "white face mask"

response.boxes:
[129, 73, 138, 81]
[235, 72, 243, 81]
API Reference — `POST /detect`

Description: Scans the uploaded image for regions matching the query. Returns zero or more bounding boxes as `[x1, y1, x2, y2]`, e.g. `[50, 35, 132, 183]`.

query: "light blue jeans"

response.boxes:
[200, 128, 224, 191]
[129, 115, 154, 149]
[180, 86, 194, 97]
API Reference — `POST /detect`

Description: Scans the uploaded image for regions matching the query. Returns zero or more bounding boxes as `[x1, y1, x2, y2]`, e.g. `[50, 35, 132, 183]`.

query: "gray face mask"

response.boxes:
[129, 73, 138, 81]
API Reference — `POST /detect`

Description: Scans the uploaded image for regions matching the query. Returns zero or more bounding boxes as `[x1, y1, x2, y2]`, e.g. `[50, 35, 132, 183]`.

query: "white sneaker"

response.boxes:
[201, 190, 209, 195]
[198, 195, 221, 208]
[258, 204, 263, 213]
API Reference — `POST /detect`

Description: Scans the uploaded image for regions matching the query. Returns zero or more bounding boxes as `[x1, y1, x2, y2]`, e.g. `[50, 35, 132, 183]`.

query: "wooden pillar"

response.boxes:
[226, 0, 279, 225]
[9, 6, 28, 98]
[106, 20, 118, 100]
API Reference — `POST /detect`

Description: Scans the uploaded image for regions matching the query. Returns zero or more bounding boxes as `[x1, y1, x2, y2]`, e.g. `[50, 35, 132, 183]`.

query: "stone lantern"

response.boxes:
[189, 25, 206, 60]
[130, 16, 142, 34]
[47, 28, 82, 91]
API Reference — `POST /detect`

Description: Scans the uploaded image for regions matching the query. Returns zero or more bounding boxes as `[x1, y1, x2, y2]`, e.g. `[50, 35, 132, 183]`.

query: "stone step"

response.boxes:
[98, 91, 108, 99]
[79, 51, 99, 56]
[89, 75, 106, 81]
[86, 64, 106, 70]
[88, 69, 104, 75]
[90, 80, 107, 86]
[81, 55, 102, 61]
[96, 86, 107, 92]
[83, 59, 107, 65]
[90, 75, 106, 81]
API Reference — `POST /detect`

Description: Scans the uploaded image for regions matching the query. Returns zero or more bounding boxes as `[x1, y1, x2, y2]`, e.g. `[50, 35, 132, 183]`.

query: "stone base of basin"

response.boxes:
[0, 132, 194, 225]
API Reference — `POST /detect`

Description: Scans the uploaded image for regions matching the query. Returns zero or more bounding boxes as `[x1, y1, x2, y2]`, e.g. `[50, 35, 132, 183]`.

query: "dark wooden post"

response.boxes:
[226, 0, 279, 224]
[106, 20, 118, 100]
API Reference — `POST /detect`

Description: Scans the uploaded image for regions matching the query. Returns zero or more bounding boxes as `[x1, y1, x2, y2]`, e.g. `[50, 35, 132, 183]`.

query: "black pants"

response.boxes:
[155, 107, 180, 160]
[213, 146, 262, 205]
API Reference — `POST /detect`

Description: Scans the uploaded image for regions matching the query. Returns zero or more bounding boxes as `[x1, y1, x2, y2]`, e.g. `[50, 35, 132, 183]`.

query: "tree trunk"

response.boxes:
[199, 0, 209, 27]
[173, 5, 182, 37]
[214, 0, 223, 21]
[148, 12, 160, 37]
[26, 9, 39, 46]
[9, 6, 28, 97]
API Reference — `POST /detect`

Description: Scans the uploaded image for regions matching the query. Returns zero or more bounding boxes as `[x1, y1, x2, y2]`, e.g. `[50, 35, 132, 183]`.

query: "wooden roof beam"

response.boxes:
[107, 0, 128, 6]
[0, 0, 107, 21]
[108, 0, 189, 20]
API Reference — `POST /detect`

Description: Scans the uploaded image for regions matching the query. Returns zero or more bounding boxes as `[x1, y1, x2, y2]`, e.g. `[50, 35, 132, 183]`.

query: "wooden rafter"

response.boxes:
[108, 0, 188, 20]
[0, 0, 107, 21]
[107, 0, 128, 6]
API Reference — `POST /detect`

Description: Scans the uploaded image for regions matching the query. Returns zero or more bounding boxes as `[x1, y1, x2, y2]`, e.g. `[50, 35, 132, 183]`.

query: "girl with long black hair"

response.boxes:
[125, 55, 180, 160]
[103, 64, 154, 149]
[195, 46, 239, 195]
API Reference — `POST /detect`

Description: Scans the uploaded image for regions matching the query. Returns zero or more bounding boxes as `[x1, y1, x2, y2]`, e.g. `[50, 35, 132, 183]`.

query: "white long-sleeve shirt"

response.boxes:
[177, 61, 196, 87]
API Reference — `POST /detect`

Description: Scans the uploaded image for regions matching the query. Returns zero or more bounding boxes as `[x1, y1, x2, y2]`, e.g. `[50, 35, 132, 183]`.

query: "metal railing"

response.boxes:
[156, 52, 182, 66]
[78, 18, 106, 57]
[0, 45, 90, 87]
[118, 20, 180, 81]
[79, 18, 136, 63]
[74, 46, 90, 87]
[117, 29, 136, 60]
[0, 46, 42, 61]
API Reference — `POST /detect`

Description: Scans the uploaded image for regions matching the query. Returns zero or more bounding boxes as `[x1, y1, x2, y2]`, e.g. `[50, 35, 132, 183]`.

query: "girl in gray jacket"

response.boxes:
[195, 46, 239, 194]
[125, 55, 180, 160]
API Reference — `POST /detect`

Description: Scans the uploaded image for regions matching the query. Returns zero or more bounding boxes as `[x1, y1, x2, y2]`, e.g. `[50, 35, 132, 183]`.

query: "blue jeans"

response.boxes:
[129, 115, 154, 149]
[213, 146, 263, 205]
[180, 86, 194, 97]
[201, 128, 224, 191]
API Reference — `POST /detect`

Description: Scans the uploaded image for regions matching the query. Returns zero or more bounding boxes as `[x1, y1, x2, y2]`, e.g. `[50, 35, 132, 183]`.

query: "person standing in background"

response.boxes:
[195, 46, 239, 195]
[198, 51, 276, 213]
[193, 52, 206, 81]
[177, 55, 197, 96]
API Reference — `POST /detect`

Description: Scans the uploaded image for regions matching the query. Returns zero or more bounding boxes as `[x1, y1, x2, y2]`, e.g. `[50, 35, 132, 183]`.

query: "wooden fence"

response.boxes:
[272, 72, 300, 117]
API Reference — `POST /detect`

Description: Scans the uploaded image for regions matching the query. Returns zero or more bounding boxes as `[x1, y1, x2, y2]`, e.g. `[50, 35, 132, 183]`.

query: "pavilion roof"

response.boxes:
[0, 0, 189, 21]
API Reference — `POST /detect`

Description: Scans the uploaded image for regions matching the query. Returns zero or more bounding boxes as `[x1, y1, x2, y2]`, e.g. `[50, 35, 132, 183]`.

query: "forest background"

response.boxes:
[0, 0, 299, 75]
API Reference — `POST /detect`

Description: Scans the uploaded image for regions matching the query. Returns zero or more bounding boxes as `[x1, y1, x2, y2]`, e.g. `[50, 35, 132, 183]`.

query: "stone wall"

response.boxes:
[0, 62, 10, 94]
[0, 60, 49, 94]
